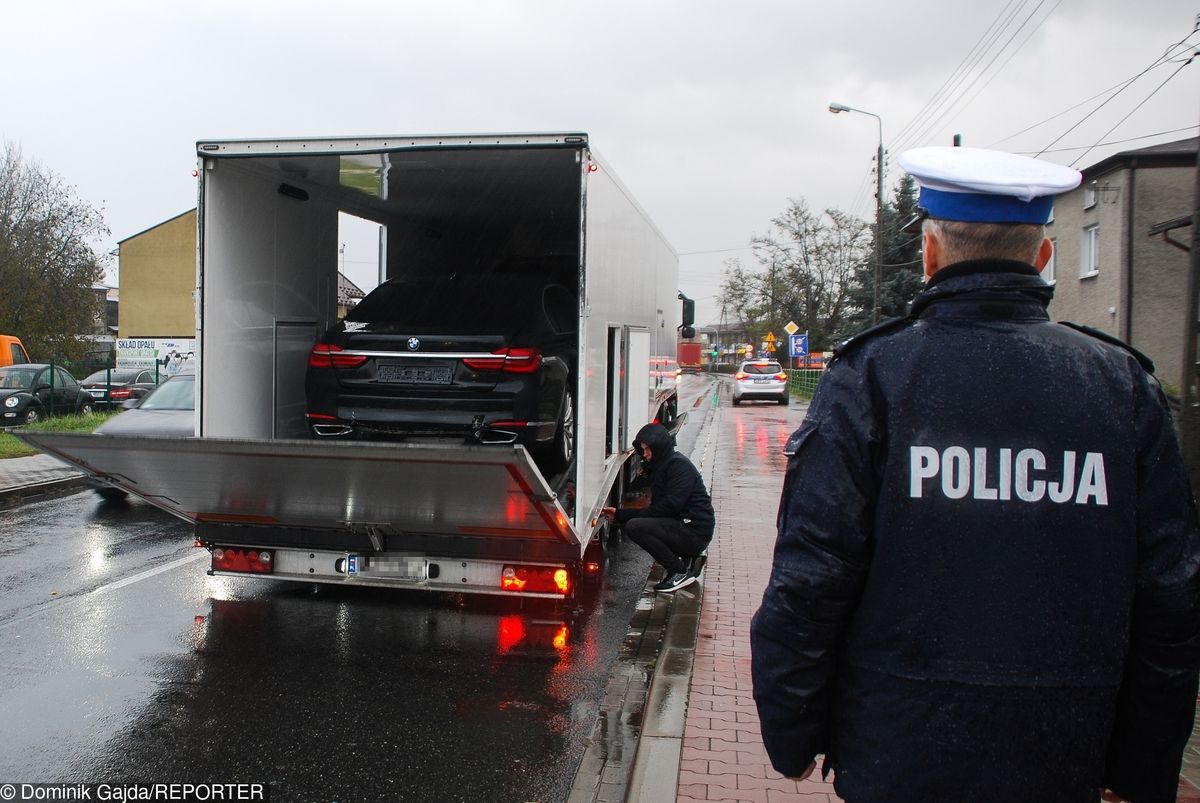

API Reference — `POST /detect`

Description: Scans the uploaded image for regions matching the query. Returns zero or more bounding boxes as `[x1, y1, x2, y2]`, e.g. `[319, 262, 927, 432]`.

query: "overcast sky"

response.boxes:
[4, 0, 1197, 325]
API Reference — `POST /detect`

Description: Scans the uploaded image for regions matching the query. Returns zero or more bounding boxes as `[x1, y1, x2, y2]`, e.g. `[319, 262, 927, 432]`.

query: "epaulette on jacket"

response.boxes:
[831, 316, 911, 363]
[1059, 321, 1156, 374]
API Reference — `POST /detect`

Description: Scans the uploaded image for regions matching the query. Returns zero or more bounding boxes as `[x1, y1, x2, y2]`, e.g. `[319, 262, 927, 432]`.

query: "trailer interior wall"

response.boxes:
[199, 157, 340, 439]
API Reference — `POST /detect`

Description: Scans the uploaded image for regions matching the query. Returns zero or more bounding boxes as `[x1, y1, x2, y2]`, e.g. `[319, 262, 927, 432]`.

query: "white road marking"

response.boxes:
[89, 550, 207, 596]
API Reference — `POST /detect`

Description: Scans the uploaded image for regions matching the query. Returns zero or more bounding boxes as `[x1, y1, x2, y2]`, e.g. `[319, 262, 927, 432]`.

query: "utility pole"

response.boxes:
[1181, 121, 1200, 490]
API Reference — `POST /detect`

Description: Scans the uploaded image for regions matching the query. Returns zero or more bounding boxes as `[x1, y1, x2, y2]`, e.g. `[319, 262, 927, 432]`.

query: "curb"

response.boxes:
[625, 579, 702, 801]
[0, 475, 89, 509]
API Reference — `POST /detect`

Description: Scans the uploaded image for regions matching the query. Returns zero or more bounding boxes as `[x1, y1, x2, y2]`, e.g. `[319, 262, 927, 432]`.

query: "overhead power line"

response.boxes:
[1069, 55, 1196, 166]
[1020, 125, 1199, 155]
[1035, 29, 1199, 157]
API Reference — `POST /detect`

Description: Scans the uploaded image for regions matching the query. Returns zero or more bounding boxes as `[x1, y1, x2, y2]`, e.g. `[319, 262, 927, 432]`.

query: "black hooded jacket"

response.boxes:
[615, 423, 714, 539]
[750, 260, 1200, 803]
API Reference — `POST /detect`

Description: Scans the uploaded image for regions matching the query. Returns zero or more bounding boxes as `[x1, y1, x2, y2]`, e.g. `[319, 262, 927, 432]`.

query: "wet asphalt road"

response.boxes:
[0, 375, 721, 803]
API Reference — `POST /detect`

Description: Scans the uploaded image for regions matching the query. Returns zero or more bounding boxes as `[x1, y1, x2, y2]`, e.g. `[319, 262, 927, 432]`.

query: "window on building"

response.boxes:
[1043, 238, 1056, 284]
[1083, 184, 1096, 209]
[1080, 225, 1099, 279]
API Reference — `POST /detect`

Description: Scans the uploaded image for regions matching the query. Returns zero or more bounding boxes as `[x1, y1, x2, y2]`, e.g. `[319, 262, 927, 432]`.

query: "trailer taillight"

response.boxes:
[211, 547, 275, 574]
[464, 348, 542, 374]
[500, 565, 571, 595]
[308, 343, 368, 369]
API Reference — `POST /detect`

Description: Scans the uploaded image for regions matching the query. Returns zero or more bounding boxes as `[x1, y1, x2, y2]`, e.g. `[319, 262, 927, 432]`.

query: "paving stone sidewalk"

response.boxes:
[678, 396, 839, 803]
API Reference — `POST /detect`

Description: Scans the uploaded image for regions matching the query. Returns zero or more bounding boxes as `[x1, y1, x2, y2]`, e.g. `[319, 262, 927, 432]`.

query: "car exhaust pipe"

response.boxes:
[312, 423, 354, 437]
[475, 427, 520, 445]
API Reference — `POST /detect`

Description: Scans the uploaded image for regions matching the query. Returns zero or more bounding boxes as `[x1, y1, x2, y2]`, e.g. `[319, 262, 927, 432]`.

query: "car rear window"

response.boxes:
[742, 362, 783, 375]
[139, 376, 196, 411]
[84, 369, 141, 384]
[348, 275, 569, 336]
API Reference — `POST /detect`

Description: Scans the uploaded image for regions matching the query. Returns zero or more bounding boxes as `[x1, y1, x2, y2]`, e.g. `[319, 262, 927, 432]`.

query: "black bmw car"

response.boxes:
[0, 364, 94, 425]
[304, 273, 577, 473]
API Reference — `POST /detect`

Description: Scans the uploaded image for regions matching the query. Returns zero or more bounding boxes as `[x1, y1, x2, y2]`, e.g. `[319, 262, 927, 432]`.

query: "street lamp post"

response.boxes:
[829, 102, 884, 325]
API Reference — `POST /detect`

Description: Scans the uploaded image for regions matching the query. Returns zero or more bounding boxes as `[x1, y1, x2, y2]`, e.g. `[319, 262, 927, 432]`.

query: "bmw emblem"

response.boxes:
[407, 337, 421, 351]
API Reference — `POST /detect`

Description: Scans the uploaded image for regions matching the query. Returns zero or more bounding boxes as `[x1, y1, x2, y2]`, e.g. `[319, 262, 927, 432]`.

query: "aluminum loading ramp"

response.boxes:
[14, 433, 578, 546]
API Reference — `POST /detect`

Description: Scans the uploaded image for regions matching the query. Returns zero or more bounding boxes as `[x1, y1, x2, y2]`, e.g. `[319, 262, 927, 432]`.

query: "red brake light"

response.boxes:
[110, 388, 132, 400]
[308, 343, 368, 369]
[464, 348, 542, 374]
[211, 547, 274, 574]
[500, 564, 571, 595]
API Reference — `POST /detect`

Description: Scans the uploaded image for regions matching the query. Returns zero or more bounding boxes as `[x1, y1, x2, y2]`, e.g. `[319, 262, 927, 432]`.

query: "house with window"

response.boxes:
[1046, 136, 1197, 394]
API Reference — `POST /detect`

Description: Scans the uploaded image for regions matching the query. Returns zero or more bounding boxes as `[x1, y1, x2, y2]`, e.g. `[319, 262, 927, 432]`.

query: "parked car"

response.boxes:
[81, 367, 161, 408]
[0, 335, 30, 367]
[0, 364, 94, 424]
[304, 274, 576, 472]
[732, 360, 790, 406]
[91, 372, 196, 500]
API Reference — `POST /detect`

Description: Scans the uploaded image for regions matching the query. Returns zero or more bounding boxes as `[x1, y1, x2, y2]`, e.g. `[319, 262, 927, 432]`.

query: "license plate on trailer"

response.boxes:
[376, 363, 453, 384]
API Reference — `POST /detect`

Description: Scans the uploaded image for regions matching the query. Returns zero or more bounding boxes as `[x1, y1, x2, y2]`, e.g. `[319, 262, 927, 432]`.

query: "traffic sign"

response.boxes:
[765, 331, 777, 343]
[790, 333, 809, 358]
[784, 321, 799, 336]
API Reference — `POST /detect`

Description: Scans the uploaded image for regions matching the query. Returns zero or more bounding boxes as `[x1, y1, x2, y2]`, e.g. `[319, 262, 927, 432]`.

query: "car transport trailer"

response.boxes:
[18, 132, 691, 599]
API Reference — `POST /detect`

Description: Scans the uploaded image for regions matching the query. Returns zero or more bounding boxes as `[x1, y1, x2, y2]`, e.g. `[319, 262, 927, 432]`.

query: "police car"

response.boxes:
[732, 360, 789, 406]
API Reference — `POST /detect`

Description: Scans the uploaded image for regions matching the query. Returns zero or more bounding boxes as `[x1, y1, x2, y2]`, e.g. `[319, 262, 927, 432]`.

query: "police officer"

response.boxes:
[602, 422, 714, 592]
[750, 146, 1200, 803]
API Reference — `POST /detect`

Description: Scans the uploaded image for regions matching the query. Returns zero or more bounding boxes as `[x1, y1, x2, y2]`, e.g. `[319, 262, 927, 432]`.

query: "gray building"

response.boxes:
[1046, 136, 1197, 394]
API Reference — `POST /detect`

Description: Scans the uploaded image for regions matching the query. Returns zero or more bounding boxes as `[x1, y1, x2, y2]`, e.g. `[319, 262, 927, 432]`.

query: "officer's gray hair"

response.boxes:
[923, 218, 1046, 264]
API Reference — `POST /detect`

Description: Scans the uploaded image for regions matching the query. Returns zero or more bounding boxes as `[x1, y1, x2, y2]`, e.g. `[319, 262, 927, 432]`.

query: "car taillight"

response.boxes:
[211, 547, 274, 574]
[735, 372, 747, 380]
[775, 372, 788, 380]
[110, 388, 132, 400]
[308, 343, 368, 369]
[464, 347, 542, 374]
[500, 564, 571, 595]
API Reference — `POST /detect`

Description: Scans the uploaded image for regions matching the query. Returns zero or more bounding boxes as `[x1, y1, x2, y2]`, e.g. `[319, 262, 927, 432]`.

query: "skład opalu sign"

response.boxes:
[116, 339, 196, 375]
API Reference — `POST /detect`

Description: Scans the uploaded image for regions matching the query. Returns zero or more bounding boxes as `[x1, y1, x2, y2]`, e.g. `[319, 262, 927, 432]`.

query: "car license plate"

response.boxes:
[89, 390, 106, 397]
[753, 378, 771, 383]
[377, 363, 453, 384]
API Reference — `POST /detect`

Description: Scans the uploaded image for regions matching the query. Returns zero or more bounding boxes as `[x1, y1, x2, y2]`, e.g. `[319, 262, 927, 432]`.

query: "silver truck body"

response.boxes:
[22, 133, 682, 597]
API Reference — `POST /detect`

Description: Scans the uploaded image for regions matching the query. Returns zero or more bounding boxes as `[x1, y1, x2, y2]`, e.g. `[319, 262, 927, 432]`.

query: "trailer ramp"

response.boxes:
[13, 433, 578, 546]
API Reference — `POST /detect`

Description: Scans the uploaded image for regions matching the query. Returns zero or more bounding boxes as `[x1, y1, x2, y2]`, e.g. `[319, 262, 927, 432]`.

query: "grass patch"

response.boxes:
[0, 411, 119, 459]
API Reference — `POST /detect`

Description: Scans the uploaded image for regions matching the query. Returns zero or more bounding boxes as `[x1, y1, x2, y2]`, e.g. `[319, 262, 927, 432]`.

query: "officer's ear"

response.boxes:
[1034, 237, 1053, 271]
[922, 230, 942, 280]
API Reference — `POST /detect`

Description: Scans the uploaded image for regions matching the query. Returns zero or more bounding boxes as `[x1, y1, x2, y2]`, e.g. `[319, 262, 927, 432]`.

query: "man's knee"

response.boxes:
[623, 517, 651, 543]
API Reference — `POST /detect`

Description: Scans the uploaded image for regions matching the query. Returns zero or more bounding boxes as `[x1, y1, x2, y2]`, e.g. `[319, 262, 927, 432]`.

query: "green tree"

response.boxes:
[838, 173, 924, 339]
[0, 143, 108, 362]
[719, 199, 870, 352]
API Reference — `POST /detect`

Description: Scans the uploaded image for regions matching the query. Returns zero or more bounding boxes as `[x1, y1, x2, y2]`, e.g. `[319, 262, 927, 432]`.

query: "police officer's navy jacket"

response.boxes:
[615, 423, 714, 539]
[750, 259, 1200, 803]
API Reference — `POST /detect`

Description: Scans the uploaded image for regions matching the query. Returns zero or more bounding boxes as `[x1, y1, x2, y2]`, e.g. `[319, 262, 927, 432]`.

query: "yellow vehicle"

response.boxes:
[0, 335, 30, 368]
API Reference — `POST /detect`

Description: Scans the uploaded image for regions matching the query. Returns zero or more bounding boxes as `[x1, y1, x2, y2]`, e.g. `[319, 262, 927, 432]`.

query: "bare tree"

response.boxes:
[719, 198, 870, 351]
[0, 142, 108, 362]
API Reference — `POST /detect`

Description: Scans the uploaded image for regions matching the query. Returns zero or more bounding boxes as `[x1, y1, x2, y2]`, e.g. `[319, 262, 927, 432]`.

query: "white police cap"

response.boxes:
[897, 146, 1081, 229]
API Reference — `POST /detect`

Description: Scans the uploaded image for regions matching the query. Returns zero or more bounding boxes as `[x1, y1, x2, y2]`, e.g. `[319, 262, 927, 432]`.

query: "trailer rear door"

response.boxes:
[15, 433, 577, 545]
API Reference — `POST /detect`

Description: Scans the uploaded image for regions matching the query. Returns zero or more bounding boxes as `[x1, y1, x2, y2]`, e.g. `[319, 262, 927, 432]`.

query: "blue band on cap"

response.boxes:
[919, 187, 1053, 225]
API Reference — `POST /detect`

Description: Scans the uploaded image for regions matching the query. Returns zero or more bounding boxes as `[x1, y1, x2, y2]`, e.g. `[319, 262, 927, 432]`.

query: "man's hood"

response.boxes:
[633, 423, 675, 467]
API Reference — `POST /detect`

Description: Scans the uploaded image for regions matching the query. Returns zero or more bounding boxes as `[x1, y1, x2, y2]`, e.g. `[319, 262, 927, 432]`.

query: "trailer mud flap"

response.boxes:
[13, 433, 578, 545]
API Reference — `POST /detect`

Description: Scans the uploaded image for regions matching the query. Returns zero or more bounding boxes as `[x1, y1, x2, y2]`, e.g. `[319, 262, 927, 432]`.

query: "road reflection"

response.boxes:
[73, 535, 645, 802]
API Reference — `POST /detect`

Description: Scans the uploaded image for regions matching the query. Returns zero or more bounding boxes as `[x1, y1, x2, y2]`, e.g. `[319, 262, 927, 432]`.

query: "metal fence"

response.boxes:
[787, 369, 824, 400]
